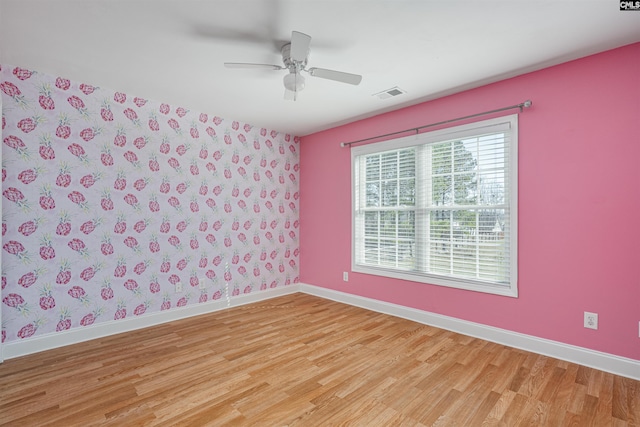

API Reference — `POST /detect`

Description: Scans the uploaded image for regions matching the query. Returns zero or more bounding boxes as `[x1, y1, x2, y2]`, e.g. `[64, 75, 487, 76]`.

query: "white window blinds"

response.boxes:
[352, 115, 518, 297]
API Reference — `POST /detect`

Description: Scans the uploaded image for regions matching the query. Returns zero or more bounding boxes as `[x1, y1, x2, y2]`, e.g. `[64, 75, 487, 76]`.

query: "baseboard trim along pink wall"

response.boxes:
[300, 284, 640, 380]
[299, 42, 640, 361]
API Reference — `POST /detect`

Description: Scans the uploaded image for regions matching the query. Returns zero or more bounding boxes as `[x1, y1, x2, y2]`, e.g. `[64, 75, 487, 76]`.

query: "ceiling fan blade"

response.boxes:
[308, 67, 362, 85]
[290, 31, 311, 62]
[224, 63, 284, 70]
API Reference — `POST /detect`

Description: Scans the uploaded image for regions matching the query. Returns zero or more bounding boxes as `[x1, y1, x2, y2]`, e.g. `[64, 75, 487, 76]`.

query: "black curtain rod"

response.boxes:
[340, 100, 532, 147]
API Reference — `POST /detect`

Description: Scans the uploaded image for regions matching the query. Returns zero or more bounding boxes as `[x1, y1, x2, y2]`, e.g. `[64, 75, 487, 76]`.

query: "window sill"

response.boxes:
[351, 264, 518, 298]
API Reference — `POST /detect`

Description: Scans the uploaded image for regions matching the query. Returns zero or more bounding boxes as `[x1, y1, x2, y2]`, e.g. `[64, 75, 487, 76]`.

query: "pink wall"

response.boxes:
[1, 66, 299, 343]
[299, 43, 640, 360]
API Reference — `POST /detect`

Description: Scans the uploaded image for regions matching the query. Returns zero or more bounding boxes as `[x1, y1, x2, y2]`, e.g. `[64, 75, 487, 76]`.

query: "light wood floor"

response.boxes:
[0, 293, 638, 426]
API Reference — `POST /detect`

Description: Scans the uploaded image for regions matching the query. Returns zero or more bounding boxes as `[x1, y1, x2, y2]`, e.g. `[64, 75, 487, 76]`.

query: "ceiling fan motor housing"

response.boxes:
[281, 43, 308, 72]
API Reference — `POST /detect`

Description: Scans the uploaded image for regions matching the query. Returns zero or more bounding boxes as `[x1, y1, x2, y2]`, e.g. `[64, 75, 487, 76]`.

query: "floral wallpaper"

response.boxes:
[1, 65, 300, 343]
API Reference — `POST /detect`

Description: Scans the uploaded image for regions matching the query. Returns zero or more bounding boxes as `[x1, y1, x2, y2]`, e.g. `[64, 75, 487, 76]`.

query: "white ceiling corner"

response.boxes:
[1, 0, 639, 136]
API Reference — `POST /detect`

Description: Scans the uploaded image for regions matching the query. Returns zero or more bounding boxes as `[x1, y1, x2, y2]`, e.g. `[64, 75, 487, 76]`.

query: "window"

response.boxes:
[352, 115, 518, 296]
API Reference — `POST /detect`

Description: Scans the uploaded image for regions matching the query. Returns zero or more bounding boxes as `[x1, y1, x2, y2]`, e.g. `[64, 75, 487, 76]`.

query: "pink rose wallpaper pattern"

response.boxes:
[1, 65, 300, 343]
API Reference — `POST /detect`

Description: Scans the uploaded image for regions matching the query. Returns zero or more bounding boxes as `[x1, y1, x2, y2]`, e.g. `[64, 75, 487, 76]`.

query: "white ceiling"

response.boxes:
[1, 1, 639, 136]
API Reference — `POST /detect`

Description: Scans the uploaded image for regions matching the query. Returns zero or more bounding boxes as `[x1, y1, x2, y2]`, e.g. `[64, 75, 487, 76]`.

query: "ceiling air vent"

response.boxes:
[373, 86, 406, 100]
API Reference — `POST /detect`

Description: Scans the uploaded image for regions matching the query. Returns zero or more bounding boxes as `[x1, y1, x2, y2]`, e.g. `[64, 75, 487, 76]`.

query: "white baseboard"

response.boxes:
[4, 282, 638, 381]
[300, 283, 640, 381]
[2, 285, 300, 361]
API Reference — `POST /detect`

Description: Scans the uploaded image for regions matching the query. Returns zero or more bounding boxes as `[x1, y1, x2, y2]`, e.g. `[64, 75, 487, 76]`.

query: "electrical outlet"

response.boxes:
[584, 312, 598, 330]
[199, 280, 206, 290]
[175, 282, 183, 293]
[343, 272, 349, 282]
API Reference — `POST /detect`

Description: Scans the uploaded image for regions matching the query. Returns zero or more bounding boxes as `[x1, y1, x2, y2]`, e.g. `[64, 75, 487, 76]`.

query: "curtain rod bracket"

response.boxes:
[520, 100, 532, 112]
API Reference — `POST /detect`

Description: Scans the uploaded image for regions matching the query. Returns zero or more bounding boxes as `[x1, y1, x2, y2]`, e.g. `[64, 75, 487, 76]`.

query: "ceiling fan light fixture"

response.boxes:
[225, 30, 361, 100]
[283, 72, 305, 92]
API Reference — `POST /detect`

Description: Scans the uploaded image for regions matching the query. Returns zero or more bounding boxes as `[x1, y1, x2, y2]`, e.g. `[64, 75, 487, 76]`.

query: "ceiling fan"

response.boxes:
[224, 31, 362, 101]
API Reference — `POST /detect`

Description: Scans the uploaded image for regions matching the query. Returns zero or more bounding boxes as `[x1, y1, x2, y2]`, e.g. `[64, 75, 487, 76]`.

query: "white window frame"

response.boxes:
[351, 115, 518, 297]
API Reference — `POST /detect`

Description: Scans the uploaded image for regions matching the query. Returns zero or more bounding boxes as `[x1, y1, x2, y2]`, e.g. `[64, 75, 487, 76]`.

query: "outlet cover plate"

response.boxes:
[175, 282, 183, 293]
[584, 312, 598, 330]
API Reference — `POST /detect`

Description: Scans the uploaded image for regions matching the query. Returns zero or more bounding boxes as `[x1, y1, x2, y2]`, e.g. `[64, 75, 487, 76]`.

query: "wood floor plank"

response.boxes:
[500, 393, 532, 426]
[483, 388, 518, 426]
[490, 348, 528, 394]
[465, 389, 502, 426]
[537, 366, 566, 404]
[627, 376, 640, 425]
[419, 388, 463, 426]
[0, 293, 637, 426]
[593, 371, 615, 427]
[445, 363, 500, 424]
[520, 355, 555, 398]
